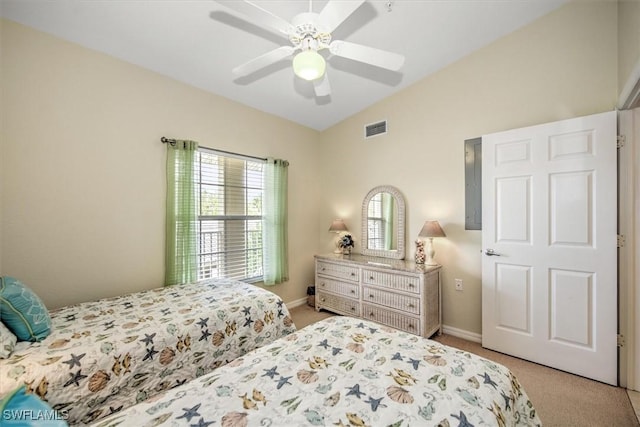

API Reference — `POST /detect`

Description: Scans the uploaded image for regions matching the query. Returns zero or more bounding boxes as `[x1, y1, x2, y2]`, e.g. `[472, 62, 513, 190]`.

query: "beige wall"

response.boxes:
[619, 0, 640, 98]
[0, 19, 321, 309]
[319, 1, 618, 334]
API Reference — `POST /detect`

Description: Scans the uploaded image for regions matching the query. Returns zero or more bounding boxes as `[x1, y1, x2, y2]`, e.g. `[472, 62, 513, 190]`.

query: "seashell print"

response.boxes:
[324, 392, 340, 407]
[8, 365, 26, 379]
[285, 334, 298, 342]
[178, 308, 192, 314]
[83, 314, 98, 321]
[386, 385, 414, 404]
[437, 419, 451, 427]
[121, 322, 138, 329]
[424, 355, 447, 366]
[296, 370, 319, 384]
[71, 332, 83, 339]
[88, 370, 111, 392]
[221, 411, 248, 427]
[253, 319, 264, 333]
[346, 342, 364, 353]
[159, 347, 176, 365]
[48, 339, 70, 349]
[123, 336, 138, 343]
[212, 330, 226, 347]
[39, 357, 62, 366]
[467, 376, 480, 389]
[142, 412, 172, 427]
[228, 357, 245, 367]
[283, 316, 294, 327]
[239, 393, 257, 410]
[183, 319, 194, 326]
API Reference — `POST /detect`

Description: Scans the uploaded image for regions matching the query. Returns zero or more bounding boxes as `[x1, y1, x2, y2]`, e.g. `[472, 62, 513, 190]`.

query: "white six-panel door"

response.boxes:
[482, 111, 617, 385]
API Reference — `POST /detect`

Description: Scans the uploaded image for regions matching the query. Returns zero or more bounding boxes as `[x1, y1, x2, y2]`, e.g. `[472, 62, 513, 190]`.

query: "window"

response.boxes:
[367, 192, 385, 250]
[195, 148, 264, 282]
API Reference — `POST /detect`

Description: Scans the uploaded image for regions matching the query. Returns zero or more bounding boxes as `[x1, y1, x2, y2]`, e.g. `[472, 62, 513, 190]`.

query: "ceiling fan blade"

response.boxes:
[232, 46, 296, 77]
[216, 0, 294, 36]
[318, 0, 366, 33]
[329, 40, 405, 71]
[313, 73, 331, 97]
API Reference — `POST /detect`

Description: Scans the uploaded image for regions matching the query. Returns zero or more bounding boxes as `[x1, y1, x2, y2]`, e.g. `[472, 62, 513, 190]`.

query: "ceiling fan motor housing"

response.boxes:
[289, 13, 331, 50]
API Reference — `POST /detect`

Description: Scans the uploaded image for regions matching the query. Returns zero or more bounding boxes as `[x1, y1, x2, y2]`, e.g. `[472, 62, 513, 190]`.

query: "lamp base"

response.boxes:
[425, 237, 438, 266]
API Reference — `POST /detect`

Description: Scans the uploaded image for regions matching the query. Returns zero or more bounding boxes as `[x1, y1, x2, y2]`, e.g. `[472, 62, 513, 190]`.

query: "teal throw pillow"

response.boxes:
[0, 385, 68, 426]
[0, 277, 51, 341]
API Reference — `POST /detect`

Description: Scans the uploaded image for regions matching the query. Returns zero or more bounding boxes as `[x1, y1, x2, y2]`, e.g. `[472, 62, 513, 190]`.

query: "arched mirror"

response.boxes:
[360, 185, 406, 259]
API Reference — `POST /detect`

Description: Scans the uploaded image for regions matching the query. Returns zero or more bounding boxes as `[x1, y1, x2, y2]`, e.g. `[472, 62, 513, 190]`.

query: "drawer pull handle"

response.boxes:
[369, 312, 375, 318]
[369, 294, 375, 299]
[350, 290, 355, 294]
[320, 298, 326, 303]
[406, 303, 415, 308]
[321, 283, 326, 287]
[350, 272, 356, 276]
[408, 283, 415, 288]
[351, 307, 356, 311]
[321, 267, 326, 271]
[408, 324, 414, 329]
[369, 276, 375, 280]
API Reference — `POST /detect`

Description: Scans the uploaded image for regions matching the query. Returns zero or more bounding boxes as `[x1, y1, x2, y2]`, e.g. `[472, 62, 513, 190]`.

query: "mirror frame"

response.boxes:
[360, 185, 406, 259]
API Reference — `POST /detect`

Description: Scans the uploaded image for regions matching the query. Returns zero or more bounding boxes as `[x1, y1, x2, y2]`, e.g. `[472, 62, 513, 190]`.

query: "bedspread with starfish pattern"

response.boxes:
[0, 278, 295, 425]
[91, 316, 541, 427]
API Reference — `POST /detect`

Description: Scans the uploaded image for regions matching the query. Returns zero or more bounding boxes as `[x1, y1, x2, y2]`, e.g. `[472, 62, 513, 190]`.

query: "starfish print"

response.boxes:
[161, 308, 171, 315]
[140, 333, 156, 346]
[143, 346, 159, 361]
[478, 372, 498, 389]
[391, 352, 403, 361]
[407, 358, 421, 370]
[243, 317, 254, 327]
[276, 375, 292, 389]
[199, 329, 212, 342]
[318, 339, 331, 350]
[64, 370, 88, 387]
[365, 396, 386, 411]
[176, 403, 201, 422]
[345, 384, 366, 399]
[190, 418, 215, 427]
[451, 411, 474, 427]
[196, 318, 209, 328]
[241, 306, 252, 316]
[64, 314, 76, 322]
[331, 347, 342, 356]
[62, 353, 86, 369]
[262, 366, 279, 379]
[103, 320, 115, 330]
[500, 390, 512, 411]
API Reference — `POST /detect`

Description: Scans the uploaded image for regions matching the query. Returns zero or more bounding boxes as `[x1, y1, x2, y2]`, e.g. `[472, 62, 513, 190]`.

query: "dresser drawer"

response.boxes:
[362, 269, 421, 294]
[317, 261, 359, 282]
[317, 292, 359, 317]
[362, 303, 421, 335]
[317, 278, 359, 298]
[362, 286, 420, 315]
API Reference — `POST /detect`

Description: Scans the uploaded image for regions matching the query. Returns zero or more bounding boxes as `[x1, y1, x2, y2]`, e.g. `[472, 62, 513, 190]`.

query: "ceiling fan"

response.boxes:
[216, 0, 405, 97]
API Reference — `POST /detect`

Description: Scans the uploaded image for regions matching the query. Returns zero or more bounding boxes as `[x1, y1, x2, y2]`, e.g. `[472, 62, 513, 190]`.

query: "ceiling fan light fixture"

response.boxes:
[293, 50, 326, 81]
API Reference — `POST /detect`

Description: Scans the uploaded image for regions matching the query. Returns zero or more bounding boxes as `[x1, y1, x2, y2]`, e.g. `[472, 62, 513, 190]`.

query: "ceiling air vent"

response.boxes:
[364, 120, 388, 139]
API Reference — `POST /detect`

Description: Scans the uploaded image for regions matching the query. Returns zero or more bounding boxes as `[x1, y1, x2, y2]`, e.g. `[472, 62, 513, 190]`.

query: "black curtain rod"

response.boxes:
[161, 137, 268, 162]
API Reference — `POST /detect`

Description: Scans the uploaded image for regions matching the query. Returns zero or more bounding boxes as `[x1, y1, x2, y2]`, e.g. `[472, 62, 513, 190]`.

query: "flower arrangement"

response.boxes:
[339, 234, 355, 249]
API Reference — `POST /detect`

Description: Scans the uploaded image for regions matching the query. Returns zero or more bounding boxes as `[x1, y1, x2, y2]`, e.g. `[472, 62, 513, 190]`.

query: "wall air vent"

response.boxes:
[364, 120, 388, 139]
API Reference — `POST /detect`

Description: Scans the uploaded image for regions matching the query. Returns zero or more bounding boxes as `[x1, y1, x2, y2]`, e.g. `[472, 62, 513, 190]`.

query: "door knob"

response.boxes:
[485, 249, 502, 256]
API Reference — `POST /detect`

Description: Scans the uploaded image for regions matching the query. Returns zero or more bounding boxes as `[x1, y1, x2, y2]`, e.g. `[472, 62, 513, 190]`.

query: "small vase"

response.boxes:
[415, 240, 426, 264]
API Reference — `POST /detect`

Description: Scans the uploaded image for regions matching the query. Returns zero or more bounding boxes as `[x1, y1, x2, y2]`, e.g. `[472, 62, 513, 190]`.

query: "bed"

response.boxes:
[91, 316, 541, 427]
[0, 278, 296, 425]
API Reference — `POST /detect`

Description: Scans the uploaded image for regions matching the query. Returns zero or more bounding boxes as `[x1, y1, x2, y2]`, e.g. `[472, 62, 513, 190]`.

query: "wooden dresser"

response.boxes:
[314, 253, 441, 338]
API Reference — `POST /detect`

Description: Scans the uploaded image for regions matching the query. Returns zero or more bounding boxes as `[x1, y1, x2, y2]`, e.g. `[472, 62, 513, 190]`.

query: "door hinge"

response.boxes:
[617, 234, 625, 248]
[618, 334, 625, 347]
[617, 135, 626, 149]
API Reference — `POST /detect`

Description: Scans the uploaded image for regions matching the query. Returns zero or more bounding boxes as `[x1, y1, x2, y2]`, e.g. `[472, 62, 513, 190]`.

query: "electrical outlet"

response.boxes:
[455, 279, 463, 291]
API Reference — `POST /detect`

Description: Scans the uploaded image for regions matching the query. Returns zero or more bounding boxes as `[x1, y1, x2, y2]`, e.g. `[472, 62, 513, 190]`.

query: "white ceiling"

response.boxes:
[1, 0, 567, 131]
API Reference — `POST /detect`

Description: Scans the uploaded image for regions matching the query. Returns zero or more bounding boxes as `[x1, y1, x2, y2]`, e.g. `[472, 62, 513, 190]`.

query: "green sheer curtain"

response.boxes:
[263, 158, 289, 285]
[165, 140, 198, 286]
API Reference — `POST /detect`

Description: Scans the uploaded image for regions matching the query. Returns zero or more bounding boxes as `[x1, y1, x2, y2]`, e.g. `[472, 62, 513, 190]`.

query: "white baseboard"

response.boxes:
[286, 297, 308, 309]
[442, 324, 482, 343]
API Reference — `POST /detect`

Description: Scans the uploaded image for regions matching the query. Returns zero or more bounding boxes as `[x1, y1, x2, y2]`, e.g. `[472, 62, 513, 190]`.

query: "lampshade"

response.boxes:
[418, 220, 446, 238]
[293, 50, 326, 81]
[329, 219, 348, 233]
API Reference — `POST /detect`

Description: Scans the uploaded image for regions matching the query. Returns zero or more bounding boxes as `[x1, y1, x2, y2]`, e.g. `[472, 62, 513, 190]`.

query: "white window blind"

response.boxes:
[367, 192, 384, 250]
[195, 148, 264, 282]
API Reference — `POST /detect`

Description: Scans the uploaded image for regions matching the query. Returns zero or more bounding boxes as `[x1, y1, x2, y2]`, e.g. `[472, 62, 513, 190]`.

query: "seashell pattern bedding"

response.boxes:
[91, 316, 541, 427]
[0, 278, 296, 425]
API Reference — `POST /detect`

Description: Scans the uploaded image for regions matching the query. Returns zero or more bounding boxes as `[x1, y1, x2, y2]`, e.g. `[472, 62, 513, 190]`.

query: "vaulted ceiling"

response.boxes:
[1, 0, 567, 130]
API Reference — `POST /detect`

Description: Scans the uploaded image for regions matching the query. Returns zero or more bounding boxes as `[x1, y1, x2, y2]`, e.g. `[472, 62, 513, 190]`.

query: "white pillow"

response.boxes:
[0, 321, 17, 358]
